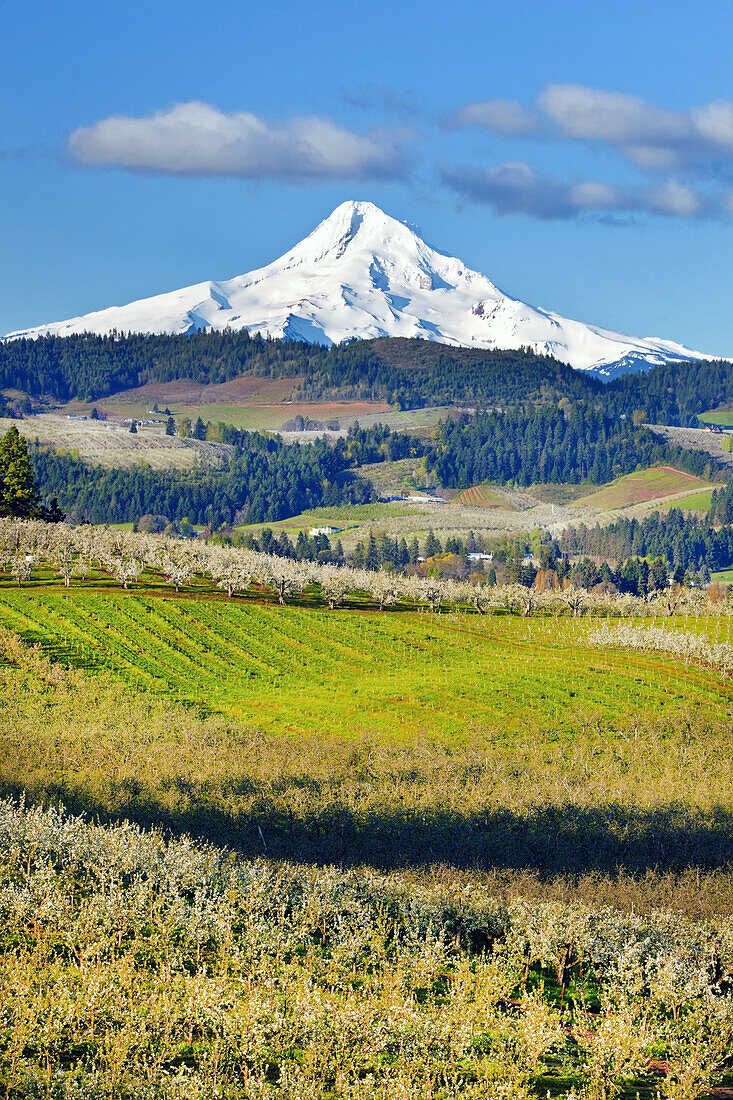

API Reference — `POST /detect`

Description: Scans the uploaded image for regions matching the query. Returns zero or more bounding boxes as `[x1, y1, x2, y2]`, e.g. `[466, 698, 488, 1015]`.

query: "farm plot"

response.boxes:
[0, 585, 729, 738]
[455, 484, 514, 508]
[574, 465, 715, 511]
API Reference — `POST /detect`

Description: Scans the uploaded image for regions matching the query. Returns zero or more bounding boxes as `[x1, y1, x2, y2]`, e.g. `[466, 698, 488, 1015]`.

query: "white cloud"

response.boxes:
[441, 160, 714, 221]
[691, 101, 733, 149]
[537, 84, 691, 146]
[449, 98, 540, 136]
[69, 101, 408, 181]
[647, 180, 704, 218]
[451, 84, 733, 178]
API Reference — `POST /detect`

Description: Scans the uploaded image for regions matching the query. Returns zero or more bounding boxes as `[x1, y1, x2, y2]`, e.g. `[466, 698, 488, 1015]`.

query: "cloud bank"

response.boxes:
[69, 101, 408, 181]
[441, 162, 710, 220]
[452, 83, 733, 177]
[68, 88, 733, 223]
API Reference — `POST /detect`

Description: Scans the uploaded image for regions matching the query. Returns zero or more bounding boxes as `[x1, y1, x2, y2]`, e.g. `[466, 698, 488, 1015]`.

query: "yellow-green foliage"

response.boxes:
[2, 629, 733, 917]
[2, 800, 733, 1099]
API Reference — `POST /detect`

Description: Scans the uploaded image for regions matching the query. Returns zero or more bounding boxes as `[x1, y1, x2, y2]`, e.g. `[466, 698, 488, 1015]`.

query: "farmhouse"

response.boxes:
[308, 526, 341, 536]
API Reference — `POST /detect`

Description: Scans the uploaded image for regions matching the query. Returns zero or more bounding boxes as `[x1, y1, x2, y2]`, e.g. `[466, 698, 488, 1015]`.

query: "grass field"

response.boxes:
[712, 567, 733, 582]
[574, 465, 714, 510]
[0, 579, 729, 740]
[101, 400, 391, 432]
[4, 564, 733, 1095]
[233, 501, 426, 538]
[2, 572, 733, 906]
[665, 487, 715, 511]
[699, 407, 733, 426]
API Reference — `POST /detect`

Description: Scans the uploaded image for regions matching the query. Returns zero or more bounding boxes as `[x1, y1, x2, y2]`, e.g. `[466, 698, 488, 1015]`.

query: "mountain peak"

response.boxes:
[5, 201, 723, 378]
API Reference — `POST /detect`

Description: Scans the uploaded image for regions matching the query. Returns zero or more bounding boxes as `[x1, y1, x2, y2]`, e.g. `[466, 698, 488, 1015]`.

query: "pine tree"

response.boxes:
[165, 417, 175, 436]
[365, 533, 380, 571]
[424, 529, 441, 558]
[0, 427, 41, 518]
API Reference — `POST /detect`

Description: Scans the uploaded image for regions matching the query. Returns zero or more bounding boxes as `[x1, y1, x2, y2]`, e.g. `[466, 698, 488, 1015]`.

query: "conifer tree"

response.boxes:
[365, 533, 380, 571]
[0, 426, 40, 518]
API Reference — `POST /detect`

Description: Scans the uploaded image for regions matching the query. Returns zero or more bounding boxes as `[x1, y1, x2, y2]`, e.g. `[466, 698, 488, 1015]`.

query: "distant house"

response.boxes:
[468, 552, 493, 562]
[308, 526, 341, 536]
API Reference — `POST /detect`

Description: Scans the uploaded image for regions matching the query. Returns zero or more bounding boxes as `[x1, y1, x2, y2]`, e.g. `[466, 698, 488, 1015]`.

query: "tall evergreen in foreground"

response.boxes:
[0, 426, 40, 518]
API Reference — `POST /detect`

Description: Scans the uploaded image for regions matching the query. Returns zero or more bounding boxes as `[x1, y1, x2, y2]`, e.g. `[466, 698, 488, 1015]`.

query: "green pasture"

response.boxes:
[0, 579, 729, 738]
[669, 488, 714, 512]
[574, 465, 713, 511]
[699, 408, 733, 427]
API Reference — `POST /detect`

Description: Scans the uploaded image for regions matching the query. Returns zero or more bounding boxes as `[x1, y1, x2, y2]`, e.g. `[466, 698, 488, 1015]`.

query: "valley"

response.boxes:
[2, 214, 733, 1100]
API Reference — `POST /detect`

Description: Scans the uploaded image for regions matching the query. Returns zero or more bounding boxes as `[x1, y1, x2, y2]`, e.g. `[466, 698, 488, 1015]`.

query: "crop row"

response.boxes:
[0, 587, 729, 737]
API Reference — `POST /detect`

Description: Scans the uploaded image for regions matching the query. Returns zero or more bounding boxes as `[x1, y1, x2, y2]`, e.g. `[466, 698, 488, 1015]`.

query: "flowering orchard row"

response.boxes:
[2, 797, 733, 1099]
[1, 519, 730, 621]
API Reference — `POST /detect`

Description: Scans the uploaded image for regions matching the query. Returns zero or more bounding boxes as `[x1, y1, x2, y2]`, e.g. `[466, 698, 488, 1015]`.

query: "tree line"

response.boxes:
[560, 506, 733, 575]
[2, 517, 730, 619]
[425, 403, 714, 488]
[2, 328, 732, 423]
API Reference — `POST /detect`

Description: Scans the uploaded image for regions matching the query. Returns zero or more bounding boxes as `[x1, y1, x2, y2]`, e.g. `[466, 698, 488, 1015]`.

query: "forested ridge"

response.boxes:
[2, 329, 731, 421]
[25, 404, 718, 526]
[426, 405, 713, 488]
[31, 431, 375, 526]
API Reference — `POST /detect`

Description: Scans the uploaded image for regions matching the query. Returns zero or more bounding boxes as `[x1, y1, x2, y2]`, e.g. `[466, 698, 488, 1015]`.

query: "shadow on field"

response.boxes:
[3, 776, 733, 879]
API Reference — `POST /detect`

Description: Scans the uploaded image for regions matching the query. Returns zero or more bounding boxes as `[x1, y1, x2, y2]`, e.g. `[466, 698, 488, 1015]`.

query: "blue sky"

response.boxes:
[3, 0, 733, 353]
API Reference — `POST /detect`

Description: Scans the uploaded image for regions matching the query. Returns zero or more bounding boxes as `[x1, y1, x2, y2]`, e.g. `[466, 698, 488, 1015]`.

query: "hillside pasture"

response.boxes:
[699, 407, 733, 426]
[100, 399, 391, 433]
[574, 465, 714, 510]
[665, 487, 715, 512]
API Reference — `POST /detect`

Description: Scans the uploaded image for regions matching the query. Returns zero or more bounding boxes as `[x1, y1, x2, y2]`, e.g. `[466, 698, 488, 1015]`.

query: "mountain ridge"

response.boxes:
[5, 200, 723, 379]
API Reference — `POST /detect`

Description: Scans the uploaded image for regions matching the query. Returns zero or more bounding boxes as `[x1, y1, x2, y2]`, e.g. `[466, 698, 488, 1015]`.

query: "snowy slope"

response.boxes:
[5, 200, 722, 379]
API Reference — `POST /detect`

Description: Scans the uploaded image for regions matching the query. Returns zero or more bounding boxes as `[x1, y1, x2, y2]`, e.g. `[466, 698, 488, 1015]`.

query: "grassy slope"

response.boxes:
[699, 407, 733, 426]
[664, 487, 714, 512]
[574, 465, 713, 510]
[1, 576, 733, 918]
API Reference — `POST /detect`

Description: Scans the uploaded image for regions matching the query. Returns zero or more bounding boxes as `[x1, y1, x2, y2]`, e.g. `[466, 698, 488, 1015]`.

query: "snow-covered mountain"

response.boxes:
[6, 200, 722, 378]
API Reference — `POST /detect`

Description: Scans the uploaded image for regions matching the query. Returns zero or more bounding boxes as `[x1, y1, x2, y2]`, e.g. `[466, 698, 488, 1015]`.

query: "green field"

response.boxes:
[667, 487, 715, 511]
[233, 500, 425, 537]
[0, 580, 730, 739]
[89, 394, 452, 435]
[5, 566, 733, 1100]
[699, 407, 733, 426]
[574, 465, 714, 510]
